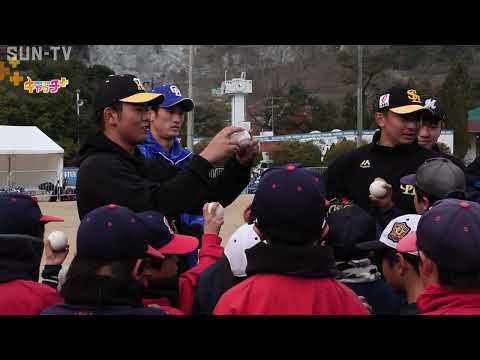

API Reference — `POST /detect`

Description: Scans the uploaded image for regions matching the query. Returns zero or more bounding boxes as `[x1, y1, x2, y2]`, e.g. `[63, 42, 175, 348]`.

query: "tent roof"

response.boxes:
[0, 126, 64, 154]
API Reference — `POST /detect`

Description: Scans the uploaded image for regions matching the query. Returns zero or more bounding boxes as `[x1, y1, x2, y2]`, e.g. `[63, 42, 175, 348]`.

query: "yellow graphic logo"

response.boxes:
[407, 89, 422, 104]
[401, 184, 416, 196]
[388, 222, 411, 242]
[23, 76, 69, 94]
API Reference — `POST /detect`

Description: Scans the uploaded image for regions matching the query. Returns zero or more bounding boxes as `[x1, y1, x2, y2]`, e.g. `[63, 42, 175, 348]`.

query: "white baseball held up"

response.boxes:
[207, 202, 224, 218]
[369, 179, 388, 198]
[48, 231, 68, 251]
[230, 130, 251, 148]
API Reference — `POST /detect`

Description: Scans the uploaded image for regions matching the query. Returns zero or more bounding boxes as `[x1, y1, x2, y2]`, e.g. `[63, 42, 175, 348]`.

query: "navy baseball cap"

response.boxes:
[136, 211, 198, 256]
[423, 96, 446, 122]
[400, 157, 466, 199]
[0, 193, 63, 237]
[94, 74, 164, 112]
[417, 199, 480, 272]
[152, 84, 194, 112]
[326, 204, 379, 261]
[77, 205, 164, 261]
[251, 164, 327, 237]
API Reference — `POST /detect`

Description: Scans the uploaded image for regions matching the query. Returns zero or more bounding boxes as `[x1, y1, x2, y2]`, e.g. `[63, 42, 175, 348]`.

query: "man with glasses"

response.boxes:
[326, 86, 441, 221]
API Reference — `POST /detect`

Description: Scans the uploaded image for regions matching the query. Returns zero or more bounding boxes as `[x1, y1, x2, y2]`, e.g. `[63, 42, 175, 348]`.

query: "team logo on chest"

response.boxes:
[360, 160, 371, 168]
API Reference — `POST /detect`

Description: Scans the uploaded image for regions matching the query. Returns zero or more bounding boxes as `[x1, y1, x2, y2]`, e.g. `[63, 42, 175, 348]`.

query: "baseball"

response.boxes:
[231, 130, 251, 148]
[369, 180, 388, 198]
[208, 202, 224, 218]
[47, 231, 68, 251]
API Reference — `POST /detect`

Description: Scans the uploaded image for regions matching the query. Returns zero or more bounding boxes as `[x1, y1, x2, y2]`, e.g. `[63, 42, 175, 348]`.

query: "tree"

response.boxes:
[194, 101, 230, 137]
[440, 63, 471, 159]
[270, 141, 323, 167]
[322, 140, 359, 166]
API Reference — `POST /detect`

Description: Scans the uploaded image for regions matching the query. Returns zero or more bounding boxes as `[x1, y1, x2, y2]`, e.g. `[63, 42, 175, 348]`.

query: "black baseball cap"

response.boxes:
[94, 74, 164, 112]
[423, 96, 447, 122]
[400, 157, 466, 199]
[376, 86, 429, 115]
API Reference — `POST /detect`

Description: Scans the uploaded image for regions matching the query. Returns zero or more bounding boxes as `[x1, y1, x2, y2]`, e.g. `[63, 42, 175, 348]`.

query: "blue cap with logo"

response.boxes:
[152, 84, 194, 112]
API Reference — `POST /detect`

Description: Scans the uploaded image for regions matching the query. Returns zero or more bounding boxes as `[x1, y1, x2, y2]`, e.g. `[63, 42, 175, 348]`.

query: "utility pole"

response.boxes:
[187, 45, 194, 150]
[76, 89, 81, 145]
[356, 45, 363, 148]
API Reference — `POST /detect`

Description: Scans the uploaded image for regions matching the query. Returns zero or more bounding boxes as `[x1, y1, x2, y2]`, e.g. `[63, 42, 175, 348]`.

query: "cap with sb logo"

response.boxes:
[376, 86, 429, 115]
[94, 74, 165, 112]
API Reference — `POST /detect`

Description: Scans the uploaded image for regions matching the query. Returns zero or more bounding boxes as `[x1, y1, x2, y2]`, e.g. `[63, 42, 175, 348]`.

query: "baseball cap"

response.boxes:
[152, 84, 194, 112]
[250, 164, 327, 244]
[400, 157, 466, 199]
[94, 74, 164, 112]
[357, 214, 421, 252]
[416, 199, 480, 272]
[423, 96, 446, 122]
[77, 204, 164, 261]
[224, 223, 261, 277]
[325, 204, 379, 261]
[396, 231, 418, 256]
[136, 211, 198, 256]
[376, 86, 429, 115]
[0, 193, 64, 237]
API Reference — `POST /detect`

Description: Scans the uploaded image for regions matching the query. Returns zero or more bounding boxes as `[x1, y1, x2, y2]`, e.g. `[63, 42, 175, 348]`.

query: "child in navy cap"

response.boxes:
[414, 199, 480, 315]
[214, 164, 370, 315]
[0, 193, 65, 314]
[42, 204, 167, 315]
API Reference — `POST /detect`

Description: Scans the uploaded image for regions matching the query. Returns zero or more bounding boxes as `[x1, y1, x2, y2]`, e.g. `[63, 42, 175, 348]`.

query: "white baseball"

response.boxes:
[208, 202, 224, 218]
[369, 180, 387, 198]
[231, 130, 251, 148]
[48, 231, 68, 251]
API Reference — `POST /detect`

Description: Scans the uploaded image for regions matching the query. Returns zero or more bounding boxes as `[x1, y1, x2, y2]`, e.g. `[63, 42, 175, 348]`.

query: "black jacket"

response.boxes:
[192, 256, 243, 315]
[76, 133, 251, 219]
[326, 134, 447, 215]
[144, 144, 251, 228]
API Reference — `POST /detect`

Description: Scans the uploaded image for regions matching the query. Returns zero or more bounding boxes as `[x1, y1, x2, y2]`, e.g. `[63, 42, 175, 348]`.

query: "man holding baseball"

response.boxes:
[325, 86, 442, 223]
[138, 83, 258, 270]
[76, 75, 259, 227]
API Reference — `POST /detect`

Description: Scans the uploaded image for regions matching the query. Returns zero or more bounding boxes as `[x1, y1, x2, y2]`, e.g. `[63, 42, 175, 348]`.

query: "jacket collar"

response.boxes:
[417, 283, 480, 314]
[143, 131, 192, 165]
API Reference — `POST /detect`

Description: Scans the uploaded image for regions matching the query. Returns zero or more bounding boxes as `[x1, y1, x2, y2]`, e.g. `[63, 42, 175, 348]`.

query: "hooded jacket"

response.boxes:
[213, 242, 370, 315]
[0, 234, 63, 315]
[417, 284, 480, 315]
[76, 133, 248, 220]
[326, 130, 451, 216]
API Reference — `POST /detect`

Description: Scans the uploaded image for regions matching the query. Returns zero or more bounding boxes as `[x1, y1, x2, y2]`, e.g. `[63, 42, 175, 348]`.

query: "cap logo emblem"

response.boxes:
[388, 222, 411, 242]
[407, 89, 422, 104]
[424, 98, 437, 110]
[133, 78, 145, 91]
[379, 94, 390, 108]
[400, 184, 416, 196]
[169, 85, 182, 97]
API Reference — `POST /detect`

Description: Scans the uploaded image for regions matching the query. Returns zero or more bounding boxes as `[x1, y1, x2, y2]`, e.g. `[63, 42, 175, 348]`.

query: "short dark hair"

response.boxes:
[255, 222, 322, 246]
[96, 102, 123, 130]
[419, 249, 480, 289]
[376, 247, 420, 275]
[61, 256, 144, 307]
[415, 185, 441, 206]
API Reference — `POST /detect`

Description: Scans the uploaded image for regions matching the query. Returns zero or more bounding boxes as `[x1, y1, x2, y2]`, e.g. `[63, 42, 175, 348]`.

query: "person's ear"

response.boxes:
[396, 254, 408, 277]
[375, 112, 386, 129]
[131, 259, 144, 281]
[104, 107, 119, 127]
[423, 197, 431, 210]
[419, 251, 434, 278]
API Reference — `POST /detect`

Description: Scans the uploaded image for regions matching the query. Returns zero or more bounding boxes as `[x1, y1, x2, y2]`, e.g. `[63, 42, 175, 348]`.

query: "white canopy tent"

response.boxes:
[0, 126, 64, 190]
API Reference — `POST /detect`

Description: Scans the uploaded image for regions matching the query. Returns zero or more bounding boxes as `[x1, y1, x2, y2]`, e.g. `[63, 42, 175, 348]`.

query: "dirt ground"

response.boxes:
[39, 195, 254, 267]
